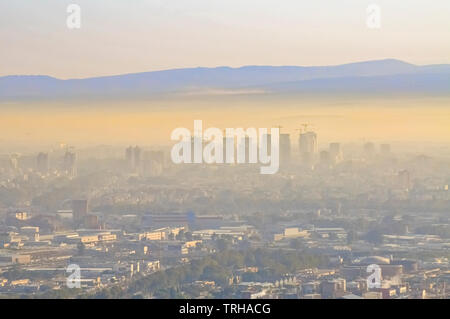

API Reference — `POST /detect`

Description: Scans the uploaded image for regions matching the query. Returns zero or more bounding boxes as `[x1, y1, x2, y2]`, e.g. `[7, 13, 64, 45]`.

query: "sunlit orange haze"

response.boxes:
[1, 95, 449, 151]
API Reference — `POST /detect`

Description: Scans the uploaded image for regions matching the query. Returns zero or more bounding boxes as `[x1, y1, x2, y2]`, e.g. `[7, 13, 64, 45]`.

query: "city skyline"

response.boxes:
[1, 1, 450, 302]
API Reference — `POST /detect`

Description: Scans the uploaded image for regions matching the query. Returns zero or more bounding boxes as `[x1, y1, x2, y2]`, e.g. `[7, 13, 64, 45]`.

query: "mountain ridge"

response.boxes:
[1, 59, 449, 100]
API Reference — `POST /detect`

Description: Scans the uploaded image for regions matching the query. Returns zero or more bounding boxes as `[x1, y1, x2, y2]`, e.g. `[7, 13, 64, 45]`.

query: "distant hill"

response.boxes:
[1, 59, 449, 100]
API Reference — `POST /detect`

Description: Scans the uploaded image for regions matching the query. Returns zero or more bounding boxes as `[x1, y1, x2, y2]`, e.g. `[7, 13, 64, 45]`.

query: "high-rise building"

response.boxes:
[72, 199, 88, 221]
[9, 154, 19, 171]
[84, 214, 100, 229]
[329, 143, 343, 164]
[134, 146, 141, 169]
[363, 142, 376, 158]
[63, 151, 77, 177]
[398, 170, 411, 190]
[299, 131, 318, 162]
[125, 146, 142, 172]
[36, 152, 49, 174]
[126, 146, 134, 169]
[280, 133, 291, 164]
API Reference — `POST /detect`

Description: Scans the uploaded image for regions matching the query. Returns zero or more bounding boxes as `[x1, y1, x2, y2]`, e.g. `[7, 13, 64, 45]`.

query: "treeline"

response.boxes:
[90, 248, 327, 299]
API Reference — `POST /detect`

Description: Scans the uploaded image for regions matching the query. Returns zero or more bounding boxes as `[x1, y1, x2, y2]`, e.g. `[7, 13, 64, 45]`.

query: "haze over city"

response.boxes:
[0, 0, 449, 303]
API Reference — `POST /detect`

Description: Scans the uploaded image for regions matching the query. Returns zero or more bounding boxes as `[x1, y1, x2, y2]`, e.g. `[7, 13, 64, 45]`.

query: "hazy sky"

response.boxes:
[1, 0, 450, 78]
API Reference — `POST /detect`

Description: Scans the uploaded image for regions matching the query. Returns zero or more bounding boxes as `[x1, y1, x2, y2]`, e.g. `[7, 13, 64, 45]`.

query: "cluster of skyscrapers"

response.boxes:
[35, 149, 77, 177]
[126, 146, 164, 176]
